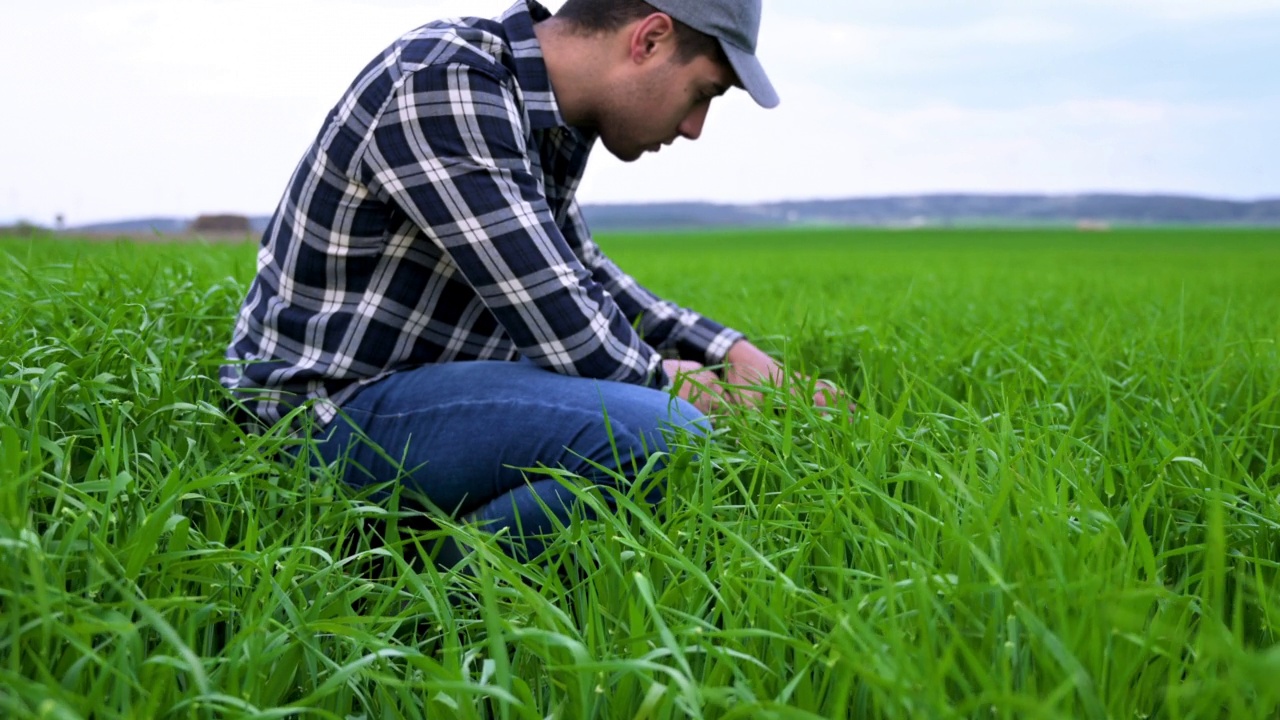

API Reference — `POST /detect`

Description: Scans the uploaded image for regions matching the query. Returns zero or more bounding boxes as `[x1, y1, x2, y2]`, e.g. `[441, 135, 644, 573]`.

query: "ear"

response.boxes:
[627, 13, 677, 65]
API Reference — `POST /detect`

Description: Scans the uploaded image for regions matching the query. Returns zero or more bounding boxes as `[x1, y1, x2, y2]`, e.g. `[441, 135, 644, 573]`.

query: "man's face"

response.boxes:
[597, 51, 736, 163]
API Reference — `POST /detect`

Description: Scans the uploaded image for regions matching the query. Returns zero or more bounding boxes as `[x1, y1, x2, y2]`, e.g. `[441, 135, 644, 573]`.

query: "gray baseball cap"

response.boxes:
[645, 0, 779, 109]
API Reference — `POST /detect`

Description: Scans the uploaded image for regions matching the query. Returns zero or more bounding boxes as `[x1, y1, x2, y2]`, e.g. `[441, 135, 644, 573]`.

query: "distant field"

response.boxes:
[1, 228, 1278, 718]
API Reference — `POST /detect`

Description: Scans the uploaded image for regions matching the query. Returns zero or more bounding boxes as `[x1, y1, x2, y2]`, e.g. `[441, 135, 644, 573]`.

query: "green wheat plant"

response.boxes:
[1, 228, 1277, 718]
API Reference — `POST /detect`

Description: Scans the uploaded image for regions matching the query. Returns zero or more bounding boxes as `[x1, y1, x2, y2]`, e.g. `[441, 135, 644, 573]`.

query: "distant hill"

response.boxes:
[583, 194, 1280, 230]
[71, 217, 193, 235]
[70, 194, 1280, 235]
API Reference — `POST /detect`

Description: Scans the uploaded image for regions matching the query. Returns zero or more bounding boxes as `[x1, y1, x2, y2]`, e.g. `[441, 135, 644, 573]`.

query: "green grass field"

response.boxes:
[1, 227, 1278, 719]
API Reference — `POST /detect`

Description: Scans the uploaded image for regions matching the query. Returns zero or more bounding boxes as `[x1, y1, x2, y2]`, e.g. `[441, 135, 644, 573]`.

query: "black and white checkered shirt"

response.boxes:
[222, 0, 742, 427]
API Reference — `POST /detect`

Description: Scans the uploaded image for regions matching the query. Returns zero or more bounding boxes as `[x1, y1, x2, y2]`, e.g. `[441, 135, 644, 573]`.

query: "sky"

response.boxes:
[1, 0, 1277, 226]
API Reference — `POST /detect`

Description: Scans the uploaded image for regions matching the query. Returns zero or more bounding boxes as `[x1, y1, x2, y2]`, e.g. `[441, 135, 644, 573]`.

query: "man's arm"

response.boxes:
[360, 63, 667, 389]
[562, 199, 744, 366]
[563, 202, 849, 412]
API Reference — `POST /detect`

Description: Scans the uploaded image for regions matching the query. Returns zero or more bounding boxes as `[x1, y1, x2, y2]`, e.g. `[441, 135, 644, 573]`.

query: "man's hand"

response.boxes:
[663, 359, 728, 415]
[722, 339, 852, 412]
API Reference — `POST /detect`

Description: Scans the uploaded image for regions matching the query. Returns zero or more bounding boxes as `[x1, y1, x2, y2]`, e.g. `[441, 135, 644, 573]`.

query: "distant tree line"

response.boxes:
[0, 221, 50, 236]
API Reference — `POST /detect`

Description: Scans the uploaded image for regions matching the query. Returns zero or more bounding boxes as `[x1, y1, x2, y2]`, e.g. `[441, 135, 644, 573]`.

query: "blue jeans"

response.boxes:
[312, 360, 707, 563]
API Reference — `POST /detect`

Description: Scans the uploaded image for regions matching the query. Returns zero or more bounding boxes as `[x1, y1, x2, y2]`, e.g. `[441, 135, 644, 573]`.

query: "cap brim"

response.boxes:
[721, 42, 779, 109]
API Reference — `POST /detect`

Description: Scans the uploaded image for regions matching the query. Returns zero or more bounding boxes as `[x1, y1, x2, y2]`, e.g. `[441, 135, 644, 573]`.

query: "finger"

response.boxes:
[732, 386, 766, 409]
[814, 379, 845, 406]
[686, 372, 732, 412]
[684, 371, 725, 395]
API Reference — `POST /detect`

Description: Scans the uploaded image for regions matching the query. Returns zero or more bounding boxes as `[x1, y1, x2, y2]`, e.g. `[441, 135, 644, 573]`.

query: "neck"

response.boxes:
[533, 18, 612, 129]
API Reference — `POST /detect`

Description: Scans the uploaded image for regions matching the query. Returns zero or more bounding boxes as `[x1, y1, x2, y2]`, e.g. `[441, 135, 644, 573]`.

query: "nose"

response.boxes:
[678, 101, 710, 141]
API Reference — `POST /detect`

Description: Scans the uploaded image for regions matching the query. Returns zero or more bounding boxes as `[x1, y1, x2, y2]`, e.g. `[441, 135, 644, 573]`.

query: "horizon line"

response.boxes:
[7, 190, 1279, 229]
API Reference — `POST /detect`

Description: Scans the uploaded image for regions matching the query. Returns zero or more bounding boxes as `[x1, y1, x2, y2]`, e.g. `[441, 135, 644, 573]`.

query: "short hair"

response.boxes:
[555, 0, 725, 65]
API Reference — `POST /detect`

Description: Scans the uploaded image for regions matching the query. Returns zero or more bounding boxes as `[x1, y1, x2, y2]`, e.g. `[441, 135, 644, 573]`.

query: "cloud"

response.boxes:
[760, 15, 1083, 83]
[788, 0, 1280, 24]
[0, 0, 525, 224]
[1, 0, 1275, 225]
[12, 0, 520, 102]
[1095, 0, 1280, 20]
[578, 89, 1264, 204]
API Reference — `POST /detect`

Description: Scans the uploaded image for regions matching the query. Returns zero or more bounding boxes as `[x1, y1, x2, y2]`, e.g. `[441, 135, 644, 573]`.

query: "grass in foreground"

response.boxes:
[0, 228, 1277, 719]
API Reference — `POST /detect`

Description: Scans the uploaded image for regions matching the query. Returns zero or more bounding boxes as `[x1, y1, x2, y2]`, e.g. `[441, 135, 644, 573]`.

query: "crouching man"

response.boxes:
[223, 0, 840, 561]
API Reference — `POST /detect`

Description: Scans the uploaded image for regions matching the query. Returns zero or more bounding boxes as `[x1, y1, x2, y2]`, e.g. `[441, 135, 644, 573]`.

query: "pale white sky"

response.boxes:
[1, 0, 1277, 226]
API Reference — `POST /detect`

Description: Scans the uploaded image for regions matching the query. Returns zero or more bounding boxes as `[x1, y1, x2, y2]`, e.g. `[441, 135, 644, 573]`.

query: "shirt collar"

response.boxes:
[499, 0, 567, 131]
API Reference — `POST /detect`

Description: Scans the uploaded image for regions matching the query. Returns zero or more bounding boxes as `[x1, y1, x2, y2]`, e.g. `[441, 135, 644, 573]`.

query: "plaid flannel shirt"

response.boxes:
[222, 0, 743, 427]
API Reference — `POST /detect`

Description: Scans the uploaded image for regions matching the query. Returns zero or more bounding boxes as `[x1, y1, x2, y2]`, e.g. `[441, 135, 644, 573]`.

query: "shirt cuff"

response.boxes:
[678, 316, 744, 367]
[703, 326, 745, 366]
[646, 353, 673, 392]
[656, 372, 675, 393]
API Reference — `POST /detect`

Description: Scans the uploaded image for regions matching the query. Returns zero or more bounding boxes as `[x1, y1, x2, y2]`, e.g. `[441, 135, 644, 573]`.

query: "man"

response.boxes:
[223, 0, 840, 560]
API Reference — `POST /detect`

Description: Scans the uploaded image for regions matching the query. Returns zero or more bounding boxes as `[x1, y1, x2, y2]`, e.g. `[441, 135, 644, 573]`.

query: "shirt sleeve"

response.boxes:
[562, 198, 745, 366]
[358, 62, 668, 389]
